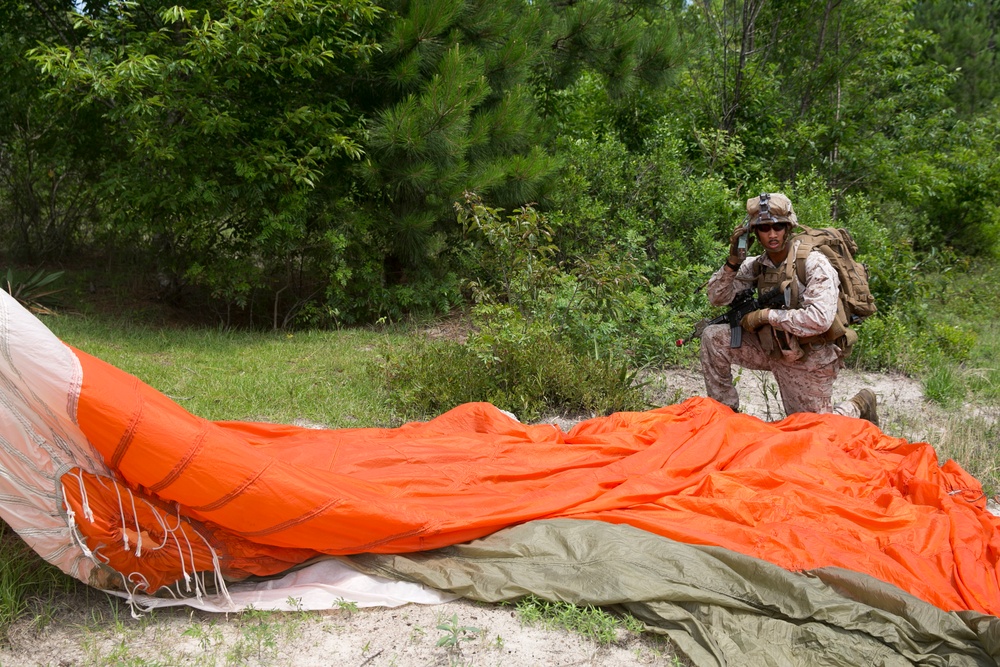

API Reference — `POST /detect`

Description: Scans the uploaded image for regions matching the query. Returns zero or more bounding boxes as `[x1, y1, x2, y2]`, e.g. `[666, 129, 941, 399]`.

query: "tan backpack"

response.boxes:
[782, 225, 877, 354]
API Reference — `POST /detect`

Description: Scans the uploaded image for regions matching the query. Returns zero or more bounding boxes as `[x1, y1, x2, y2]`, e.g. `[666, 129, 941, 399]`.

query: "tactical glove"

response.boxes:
[741, 308, 771, 332]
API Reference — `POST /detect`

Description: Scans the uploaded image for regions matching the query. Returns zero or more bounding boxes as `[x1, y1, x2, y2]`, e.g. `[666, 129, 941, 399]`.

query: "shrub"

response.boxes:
[850, 312, 927, 373]
[377, 194, 652, 421]
[2, 267, 64, 315]
[378, 313, 648, 423]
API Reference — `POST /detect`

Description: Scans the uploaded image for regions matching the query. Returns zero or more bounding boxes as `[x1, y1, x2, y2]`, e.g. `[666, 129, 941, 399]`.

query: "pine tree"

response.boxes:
[355, 0, 683, 269]
[915, 0, 1000, 117]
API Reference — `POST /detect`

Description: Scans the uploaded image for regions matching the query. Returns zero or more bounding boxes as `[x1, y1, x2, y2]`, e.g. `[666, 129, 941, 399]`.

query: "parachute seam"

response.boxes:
[110, 378, 143, 469]
[148, 424, 210, 494]
[190, 459, 275, 512]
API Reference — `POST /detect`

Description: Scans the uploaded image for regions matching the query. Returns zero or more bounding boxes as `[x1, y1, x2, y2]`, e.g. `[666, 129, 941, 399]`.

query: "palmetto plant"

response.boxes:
[3, 268, 64, 315]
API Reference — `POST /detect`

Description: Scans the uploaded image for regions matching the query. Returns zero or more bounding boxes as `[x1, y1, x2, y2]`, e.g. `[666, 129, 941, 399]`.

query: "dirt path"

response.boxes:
[1, 368, 936, 667]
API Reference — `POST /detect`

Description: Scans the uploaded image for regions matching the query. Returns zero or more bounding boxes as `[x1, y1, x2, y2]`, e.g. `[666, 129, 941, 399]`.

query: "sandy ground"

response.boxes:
[2, 596, 683, 667]
[0, 367, 944, 667]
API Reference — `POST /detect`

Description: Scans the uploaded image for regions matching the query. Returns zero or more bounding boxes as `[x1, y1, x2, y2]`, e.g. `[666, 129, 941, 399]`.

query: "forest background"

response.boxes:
[2, 0, 1000, 433]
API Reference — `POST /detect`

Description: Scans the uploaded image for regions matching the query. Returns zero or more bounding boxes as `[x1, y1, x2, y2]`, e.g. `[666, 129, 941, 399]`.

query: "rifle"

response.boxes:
[677, 287, 786, 348]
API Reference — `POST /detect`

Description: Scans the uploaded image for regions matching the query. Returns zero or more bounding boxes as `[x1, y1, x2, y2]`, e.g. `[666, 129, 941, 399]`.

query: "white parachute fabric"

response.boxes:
[0, 288, 103, 585]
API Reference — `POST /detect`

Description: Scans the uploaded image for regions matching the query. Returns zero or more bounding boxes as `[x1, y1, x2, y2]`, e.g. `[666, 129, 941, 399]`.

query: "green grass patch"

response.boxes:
[917, 262, 1000, 407]
[44, 314, 406, 427]
[514, 594, 645, 646]
[0, 523, 78, 634]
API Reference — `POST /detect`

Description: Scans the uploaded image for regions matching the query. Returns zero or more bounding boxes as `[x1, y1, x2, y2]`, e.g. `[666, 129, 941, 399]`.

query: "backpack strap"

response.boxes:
[782, 226, 814, 306]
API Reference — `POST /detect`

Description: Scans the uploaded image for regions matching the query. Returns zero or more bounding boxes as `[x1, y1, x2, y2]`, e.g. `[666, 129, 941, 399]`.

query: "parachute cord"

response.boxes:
[138, 498, 170, 551]
[61, 484, 95, 560]
[60, 480, 76, 525]
[165, 502, 183, 532]
[90, 543, 109, 564]
[178, 525, 204, 602]
[126, 487, 143, 558]
[193, 527, 233, 608]
[74, 470, 94, 522]
[127, 571, 151, 595]
[111, 480, 130, 553]
[120, 572, 154, 619]
[61, 469, 95, 524]
[170, 530, 192, 593]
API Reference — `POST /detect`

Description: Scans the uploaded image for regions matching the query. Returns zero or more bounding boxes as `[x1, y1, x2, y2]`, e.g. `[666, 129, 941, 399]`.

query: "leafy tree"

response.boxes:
[27, 0, 684, 323]
[665, 0, 1000, 260]
[0, 0, 101, 261]
[915, 0, 1000, 117]
[29, 0, 382, 320]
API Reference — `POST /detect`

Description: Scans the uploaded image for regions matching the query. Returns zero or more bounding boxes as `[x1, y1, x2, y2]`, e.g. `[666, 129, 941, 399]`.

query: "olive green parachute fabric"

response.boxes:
[351, 519, 1000, 666]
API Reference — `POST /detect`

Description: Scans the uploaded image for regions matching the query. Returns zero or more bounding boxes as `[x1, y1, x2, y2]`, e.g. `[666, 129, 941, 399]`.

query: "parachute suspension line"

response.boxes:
[170, 529, 192, 593]
[138, 496, 170, 551]
[166, 502, 183, 532]
[111, 479, 130, 553]
[127, 571, 152, 598]
[177, 522, 205, 602]
[193, 524, 233, 607]
[126, 486, 143, 558]
[76, 469, 94, 522]
[62, 468, 95, 524]
[60, 476, 94, 560]
[119, 570, 150, 619]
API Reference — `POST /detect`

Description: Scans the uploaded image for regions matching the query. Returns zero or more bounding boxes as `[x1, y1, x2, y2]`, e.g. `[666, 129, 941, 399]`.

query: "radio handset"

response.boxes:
[736, 229, 749, 261]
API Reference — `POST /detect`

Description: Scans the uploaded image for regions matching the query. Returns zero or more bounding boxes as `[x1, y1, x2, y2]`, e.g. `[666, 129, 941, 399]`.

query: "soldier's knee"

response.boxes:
[701, 324, 730, 350]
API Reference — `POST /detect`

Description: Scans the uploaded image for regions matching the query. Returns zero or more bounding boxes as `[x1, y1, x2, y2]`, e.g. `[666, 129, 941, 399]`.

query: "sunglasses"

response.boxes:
[755, 222, 789, 233]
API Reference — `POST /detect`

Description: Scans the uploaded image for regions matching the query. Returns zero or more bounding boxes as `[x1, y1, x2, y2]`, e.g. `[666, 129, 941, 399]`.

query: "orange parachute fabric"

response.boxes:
[67, 347, 1000, 615]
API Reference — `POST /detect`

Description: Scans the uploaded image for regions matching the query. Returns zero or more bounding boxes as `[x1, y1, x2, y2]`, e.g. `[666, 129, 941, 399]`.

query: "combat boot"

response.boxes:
[849, 389, 879, 427]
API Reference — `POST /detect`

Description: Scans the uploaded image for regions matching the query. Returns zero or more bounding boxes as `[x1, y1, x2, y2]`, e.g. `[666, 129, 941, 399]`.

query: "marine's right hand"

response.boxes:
[728, 224, 750, 263]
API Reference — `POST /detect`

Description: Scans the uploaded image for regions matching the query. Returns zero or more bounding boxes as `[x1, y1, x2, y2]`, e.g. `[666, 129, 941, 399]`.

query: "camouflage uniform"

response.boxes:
[700, 250, 861, 418]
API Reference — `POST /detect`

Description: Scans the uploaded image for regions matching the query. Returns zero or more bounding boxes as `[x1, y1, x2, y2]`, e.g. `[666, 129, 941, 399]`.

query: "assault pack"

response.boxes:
[774, 225, 876, 354]
[747, 194, 877, 355]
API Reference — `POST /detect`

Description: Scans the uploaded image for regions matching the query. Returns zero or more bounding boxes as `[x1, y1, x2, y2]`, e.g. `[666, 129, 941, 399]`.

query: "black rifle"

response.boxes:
[677, 287, 786, 348]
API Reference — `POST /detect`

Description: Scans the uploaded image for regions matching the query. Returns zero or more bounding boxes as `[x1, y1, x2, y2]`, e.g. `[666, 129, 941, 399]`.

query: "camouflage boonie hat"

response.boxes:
[746, 193, 798, 226]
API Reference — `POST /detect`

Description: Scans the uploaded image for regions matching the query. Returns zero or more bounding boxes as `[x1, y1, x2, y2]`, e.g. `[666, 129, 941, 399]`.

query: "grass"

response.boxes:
[44, 313, 406, 428]
[0, 522, 78, 632]
[912, 262, 1000, 494]
[514, 595, 644, 646]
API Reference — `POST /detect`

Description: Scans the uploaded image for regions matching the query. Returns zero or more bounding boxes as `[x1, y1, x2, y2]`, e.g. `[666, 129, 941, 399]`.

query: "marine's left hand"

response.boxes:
[741, 309, 771, 332]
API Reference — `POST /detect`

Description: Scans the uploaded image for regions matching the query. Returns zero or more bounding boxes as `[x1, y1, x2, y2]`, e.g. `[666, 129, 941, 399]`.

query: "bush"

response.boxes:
[378, 313, 648, 423]
[377, 195, 652, 420]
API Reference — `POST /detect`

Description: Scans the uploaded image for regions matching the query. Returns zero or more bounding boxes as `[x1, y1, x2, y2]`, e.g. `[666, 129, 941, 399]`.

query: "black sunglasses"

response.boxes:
[755, 222, 789, 233]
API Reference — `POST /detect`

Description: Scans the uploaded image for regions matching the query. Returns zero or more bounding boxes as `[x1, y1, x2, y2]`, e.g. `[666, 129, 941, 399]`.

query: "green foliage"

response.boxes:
[910, 260, 1000, 407]
[929, 321, 977, 363]
[915, 0, 1000, 117]
[545, 131, 733, 318]
[379, 321, 648, 423]
[379, 193, 649, 421]
[458, 192, 656, 359]
[28, 0, 382, 322]
[3, 267, 64, 315]
[922, 356, 966, 406]
[515, 595, 643, 646]
[435, 614, 479, 649]
[356, 0, 683, 273]
[15, 0, 684, 323]
[0, 1, 102, 261]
